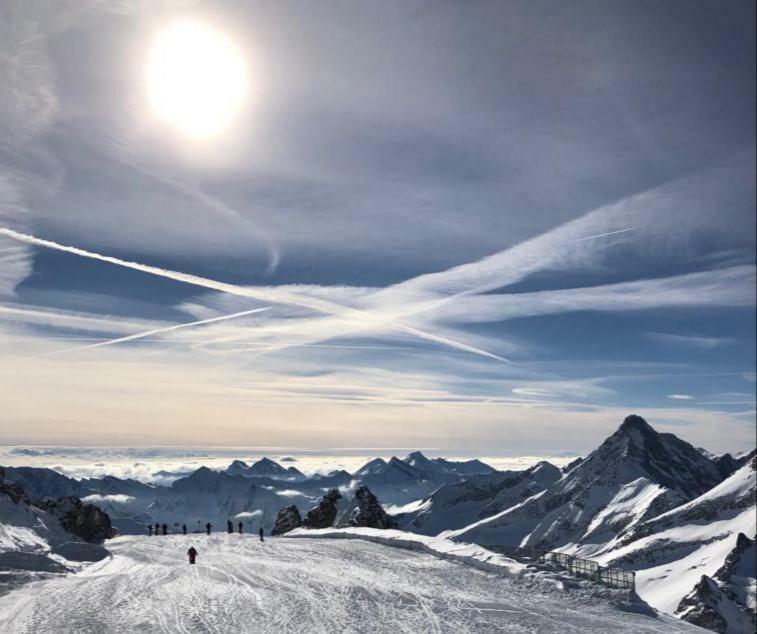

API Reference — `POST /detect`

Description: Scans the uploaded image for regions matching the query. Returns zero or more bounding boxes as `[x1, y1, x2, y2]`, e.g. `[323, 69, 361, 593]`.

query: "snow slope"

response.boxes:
[598, 460, 757, 616]
[0, 534, 705, 633]
[0, 477, 109, 597]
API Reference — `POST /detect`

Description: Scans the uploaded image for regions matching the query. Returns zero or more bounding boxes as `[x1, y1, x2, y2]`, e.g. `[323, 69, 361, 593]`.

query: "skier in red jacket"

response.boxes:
[187, 547, 198, 564]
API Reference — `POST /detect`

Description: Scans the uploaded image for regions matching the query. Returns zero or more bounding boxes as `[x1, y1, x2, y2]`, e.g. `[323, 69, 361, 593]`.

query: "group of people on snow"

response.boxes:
[147, 521, 264, 539]
[147, 520, 265, 564]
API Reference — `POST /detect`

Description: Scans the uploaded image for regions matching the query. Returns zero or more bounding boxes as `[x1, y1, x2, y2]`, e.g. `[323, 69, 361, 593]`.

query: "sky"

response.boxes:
[0, 0, 755, 456]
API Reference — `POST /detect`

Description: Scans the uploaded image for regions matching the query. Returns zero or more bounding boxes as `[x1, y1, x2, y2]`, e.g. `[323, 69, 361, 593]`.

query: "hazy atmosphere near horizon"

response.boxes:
[0, 0, 755, 457]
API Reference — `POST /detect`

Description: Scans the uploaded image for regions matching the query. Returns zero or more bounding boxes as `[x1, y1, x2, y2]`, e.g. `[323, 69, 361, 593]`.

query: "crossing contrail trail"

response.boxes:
[571, 227, 634, 242]
[45, 307, 271, 355]
[0, 228, 509, 362]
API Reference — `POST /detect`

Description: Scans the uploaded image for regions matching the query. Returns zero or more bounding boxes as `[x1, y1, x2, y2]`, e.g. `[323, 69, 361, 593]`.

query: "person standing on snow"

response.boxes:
[259, 527, 264, 542]
[187, 547, 198, 564]
[148, 525, 153, 536]
[155, 523, 160, 535]
[182, 524, 187, 535]
[238, 521, 243, 534]
[227, 520, 233, 534]
[205, 522, 212, 535]
[162, 523, 168, 536]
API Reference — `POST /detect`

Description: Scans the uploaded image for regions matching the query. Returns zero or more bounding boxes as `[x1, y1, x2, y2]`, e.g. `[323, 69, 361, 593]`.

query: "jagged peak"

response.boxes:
[618, 414, 656, 435]
[362, 458, 386, 467]
[251, 457, 280, 467]
[191, 466, 216, 476]
[405, 451, 431, 462]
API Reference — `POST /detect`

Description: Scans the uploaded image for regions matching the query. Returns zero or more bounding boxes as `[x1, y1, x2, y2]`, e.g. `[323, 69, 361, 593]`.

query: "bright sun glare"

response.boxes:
[147, 21, 248, 139]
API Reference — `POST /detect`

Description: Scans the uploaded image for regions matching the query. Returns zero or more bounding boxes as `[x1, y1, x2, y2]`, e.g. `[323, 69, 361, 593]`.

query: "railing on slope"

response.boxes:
[480, 545, 635, 591]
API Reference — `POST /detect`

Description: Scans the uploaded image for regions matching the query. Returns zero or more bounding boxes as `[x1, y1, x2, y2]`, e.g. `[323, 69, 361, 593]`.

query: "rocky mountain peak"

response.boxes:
[302, 489, 342, 529]
[344, 485, 397, 529]
[271, 504, 302, 535]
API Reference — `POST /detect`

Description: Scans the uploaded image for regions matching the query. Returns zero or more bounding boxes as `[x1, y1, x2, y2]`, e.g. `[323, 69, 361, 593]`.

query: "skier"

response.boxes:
[148, 525, 153, 536]
[187, 546, 198, 565]
[205, 522, 212, 535]
[259, 527, 264, 542]
[162, 523, 168, 536]
[182, 524, 187, 535]
[155, 523, 160, 535]
[238, 521, 243, 534]
[227, 520, 233, 534]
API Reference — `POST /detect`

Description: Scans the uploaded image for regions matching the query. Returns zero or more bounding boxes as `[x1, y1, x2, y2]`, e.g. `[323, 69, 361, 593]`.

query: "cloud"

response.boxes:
[234, 510, 263, 519]
[262, 488, 303, 497]
[81, 494, 135, 504]
[646, 332, 733, 349]
[0, 227, 510, 363]
[667, 394, 694, 400]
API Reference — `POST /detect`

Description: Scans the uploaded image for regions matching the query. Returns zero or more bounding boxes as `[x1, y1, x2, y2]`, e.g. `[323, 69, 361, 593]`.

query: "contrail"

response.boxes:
[0, 228, 509, 362]
[105, 148, 281, 274]
[45, 307, 271, 355]
[571, 227, 634, 242]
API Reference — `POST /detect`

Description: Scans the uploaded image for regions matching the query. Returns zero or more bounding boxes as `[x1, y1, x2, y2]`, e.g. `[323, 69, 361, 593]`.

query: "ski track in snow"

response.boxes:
[0, 535, 702, 633]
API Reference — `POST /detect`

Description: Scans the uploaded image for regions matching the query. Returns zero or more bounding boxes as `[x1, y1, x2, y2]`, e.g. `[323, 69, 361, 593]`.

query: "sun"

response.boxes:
[147, 21, 248, 139]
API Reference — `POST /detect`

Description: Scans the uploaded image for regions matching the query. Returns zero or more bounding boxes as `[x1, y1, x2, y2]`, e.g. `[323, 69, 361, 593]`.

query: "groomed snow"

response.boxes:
[0, 534, 705, 633]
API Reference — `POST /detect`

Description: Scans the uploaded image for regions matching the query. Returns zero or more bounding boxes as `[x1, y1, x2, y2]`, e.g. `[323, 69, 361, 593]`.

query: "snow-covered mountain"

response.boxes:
[148, 467, 300, 532]
[0, 469, 113, 596]
[352, 452, 497, 505]
[597, 457, 756, 617]
[2, 467, 90, 500]
[226, 458, 306, 481]
[449, 415, 722, 554]
[397, 461, 560, 535]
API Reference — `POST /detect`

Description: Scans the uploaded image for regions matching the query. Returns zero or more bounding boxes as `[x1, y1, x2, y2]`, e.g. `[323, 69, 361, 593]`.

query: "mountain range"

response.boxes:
[1, 416, 754, 632]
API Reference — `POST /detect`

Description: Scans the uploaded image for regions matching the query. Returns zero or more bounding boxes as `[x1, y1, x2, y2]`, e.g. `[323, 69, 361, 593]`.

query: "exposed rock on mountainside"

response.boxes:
[713, 450, 757, 481]
[342, 486, 397, 529]
[303, 489, 342, 529]
[271, 505, 303, 536]
[0, 469, 115, 595]
[562, 457, 583, 473]
[676, 533, 756, 634]
[37, 497, 117, 542]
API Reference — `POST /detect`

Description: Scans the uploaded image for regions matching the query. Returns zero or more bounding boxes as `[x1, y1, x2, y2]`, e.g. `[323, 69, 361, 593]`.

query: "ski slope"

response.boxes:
[0, 534, 704, 633]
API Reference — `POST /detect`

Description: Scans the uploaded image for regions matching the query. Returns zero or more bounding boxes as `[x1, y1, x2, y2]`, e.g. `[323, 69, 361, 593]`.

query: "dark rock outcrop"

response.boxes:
[677, 575, 729, 633]
[676, 533, 756, 634]
[0, 467, 31, 505]
[343, 485, 397, 529]
[271, 504, 302, 535]
[38, 497, 117, 542]
[713, 449, 756, 481]
[562, 457, 583, 473]
[302, 489, 342, 528]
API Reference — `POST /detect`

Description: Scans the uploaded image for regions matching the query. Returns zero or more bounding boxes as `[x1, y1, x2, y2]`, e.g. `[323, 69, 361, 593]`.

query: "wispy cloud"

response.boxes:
[667, 394, 694, 400]
[646, 332, 734, 349]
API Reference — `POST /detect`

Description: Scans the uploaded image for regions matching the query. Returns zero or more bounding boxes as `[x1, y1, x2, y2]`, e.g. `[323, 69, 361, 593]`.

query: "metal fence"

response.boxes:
[480, 545, 635, 591]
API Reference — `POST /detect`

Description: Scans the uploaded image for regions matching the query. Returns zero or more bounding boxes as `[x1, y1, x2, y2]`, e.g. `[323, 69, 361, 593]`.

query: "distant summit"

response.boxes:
[452, 415, 723, 553]
[224, 458, 305, 481]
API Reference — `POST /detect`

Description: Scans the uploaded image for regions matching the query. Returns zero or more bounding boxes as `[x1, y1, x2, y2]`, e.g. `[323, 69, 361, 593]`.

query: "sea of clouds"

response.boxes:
[0, 446, 575, 483]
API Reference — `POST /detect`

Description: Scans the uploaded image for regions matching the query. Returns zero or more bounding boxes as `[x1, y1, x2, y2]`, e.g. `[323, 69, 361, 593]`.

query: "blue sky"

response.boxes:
[0, 0, 754, 454]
